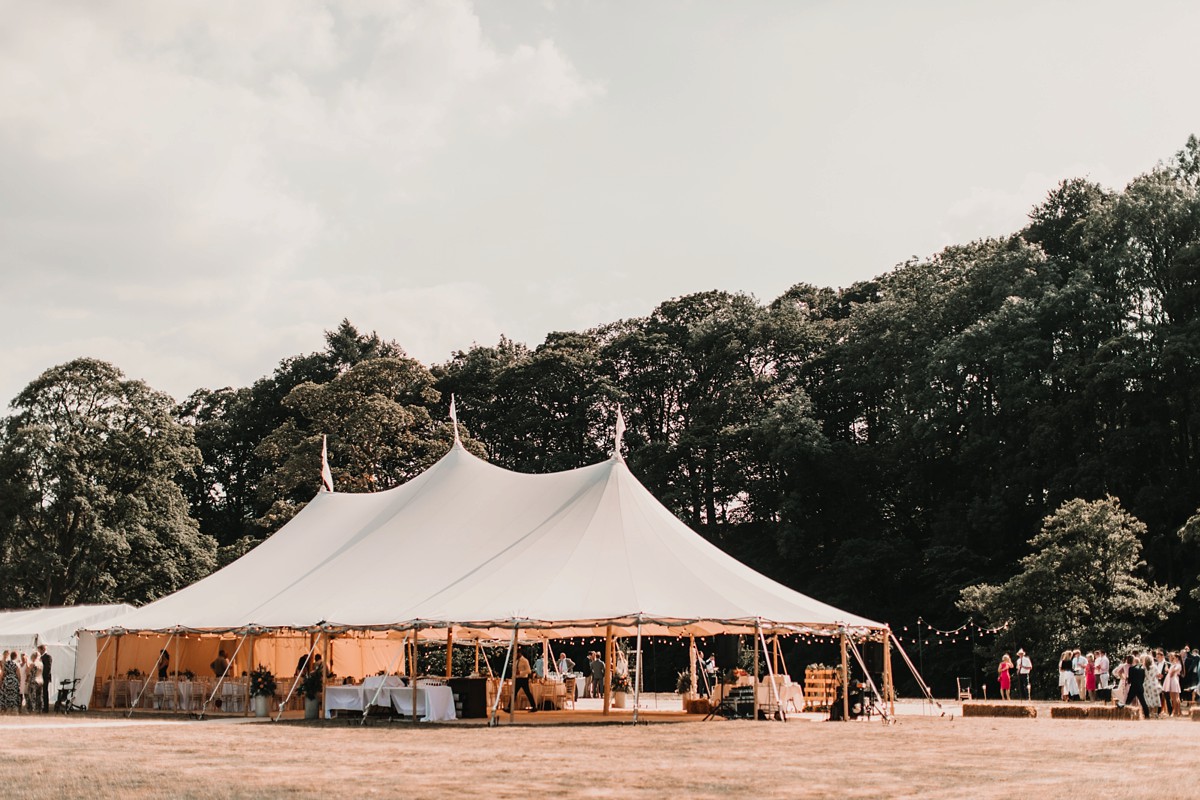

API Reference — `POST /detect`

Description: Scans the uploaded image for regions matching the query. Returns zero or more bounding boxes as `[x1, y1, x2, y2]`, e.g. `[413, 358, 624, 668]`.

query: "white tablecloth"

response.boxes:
[389, 685, 456, 722]
[324, 686, 365, 718]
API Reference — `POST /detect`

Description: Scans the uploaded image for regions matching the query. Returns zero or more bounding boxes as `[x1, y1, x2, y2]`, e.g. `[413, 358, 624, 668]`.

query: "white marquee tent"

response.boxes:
[100, 441, 883, 639]
[0, 604, 134, 706]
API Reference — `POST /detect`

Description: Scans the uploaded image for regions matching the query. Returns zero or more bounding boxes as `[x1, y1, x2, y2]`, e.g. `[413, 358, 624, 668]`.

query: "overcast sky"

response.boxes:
[2, 1, 1198, 405]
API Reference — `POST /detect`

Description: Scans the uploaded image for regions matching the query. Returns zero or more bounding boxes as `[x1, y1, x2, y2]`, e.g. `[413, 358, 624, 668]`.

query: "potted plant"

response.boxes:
[612, 673, 631, 708]
[250, 665, 277, 718]
[300, 669, 324, 720]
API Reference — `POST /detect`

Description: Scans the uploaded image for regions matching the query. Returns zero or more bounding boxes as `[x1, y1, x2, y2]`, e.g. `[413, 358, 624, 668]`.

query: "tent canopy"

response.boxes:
[100, 444, 883, 638]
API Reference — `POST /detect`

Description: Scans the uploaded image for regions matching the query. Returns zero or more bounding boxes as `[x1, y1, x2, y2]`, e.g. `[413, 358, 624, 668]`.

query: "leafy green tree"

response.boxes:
[255, 356, 482, 531]
[0, 359, 217, 605]
[960, 496, 1177, 686]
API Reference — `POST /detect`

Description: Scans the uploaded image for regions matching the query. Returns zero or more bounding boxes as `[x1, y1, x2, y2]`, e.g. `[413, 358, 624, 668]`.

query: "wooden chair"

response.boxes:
[956, 677, 972, 701]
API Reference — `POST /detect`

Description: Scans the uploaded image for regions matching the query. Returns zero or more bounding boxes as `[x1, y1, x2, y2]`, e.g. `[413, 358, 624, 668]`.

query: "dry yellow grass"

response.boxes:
[0, 710, 1196, 799]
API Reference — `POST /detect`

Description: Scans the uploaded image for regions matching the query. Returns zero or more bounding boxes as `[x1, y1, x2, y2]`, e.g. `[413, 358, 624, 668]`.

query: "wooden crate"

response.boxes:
[803, 668, 838, 712]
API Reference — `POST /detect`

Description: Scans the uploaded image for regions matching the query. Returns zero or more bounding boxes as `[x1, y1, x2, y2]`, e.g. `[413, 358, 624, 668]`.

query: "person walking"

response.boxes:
[1125, 656, 1150, 718]
[511, 649, 537, 712]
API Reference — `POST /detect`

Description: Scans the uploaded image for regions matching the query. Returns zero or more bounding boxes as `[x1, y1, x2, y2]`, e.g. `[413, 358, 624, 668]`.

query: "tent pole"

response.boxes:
[361, 635, 407, 726]
[757, 625, 784, 721]
[128, 632, 175, 717]
[839, 629, 849, 722]
[474, 638, 480, 676]
[410, 628, 419, 724]
[773, 634, 780, 675]
[488, 628, 516, 727]
[110, 634, 121, 710]
[276, 632, 319, 722]
[603, 625, 613, 716]
[752, 620, 761, 720]
[508, 627, 519, 725]
[445, 628, 454, 679]
[244, 633, 256, 717]
[882, 628, 895, 717]
[202, 631, 248, 719]
[633, 617, 643, 724]
[688, 635, 697, 695]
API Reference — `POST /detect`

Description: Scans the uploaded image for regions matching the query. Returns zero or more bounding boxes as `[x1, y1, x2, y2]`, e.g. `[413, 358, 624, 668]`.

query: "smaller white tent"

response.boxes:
[0, 604, 134, 707]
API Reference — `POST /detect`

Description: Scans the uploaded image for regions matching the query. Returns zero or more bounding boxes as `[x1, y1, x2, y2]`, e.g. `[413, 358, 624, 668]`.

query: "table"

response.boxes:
[324, 686, 365, 718]
[388, 685, 456, 722]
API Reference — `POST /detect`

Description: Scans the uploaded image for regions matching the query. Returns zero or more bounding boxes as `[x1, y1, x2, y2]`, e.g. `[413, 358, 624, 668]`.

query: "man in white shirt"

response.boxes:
[1095, 649, 1111, 696]
[1016, 649, 1033, 700]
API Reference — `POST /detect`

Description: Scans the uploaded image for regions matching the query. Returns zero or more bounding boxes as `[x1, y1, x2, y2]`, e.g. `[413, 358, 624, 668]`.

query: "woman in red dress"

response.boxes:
[1084, 653, 1097, 701]
[998, 654, 1013, 701]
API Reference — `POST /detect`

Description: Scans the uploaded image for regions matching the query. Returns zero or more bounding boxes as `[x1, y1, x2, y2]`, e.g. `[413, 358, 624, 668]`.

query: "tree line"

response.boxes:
[2, 138, 1198, 685]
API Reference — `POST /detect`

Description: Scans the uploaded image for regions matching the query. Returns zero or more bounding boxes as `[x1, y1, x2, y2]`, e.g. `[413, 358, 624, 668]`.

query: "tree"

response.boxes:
[254, 356, 481, 531]
[0, 359, 217, 605]
[959, 496, 1176, 688]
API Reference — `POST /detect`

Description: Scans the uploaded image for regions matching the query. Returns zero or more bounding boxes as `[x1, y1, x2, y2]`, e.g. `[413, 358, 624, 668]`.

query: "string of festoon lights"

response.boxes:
[892, 618, 1011, 647]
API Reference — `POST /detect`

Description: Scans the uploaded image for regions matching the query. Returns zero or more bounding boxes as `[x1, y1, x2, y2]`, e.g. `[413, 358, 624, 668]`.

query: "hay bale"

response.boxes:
[1050, 705, 1089, 719]
[1086, 705, 1140, 721]
[961, 703, 1037, 718]
[1192, 707, 1200, 722]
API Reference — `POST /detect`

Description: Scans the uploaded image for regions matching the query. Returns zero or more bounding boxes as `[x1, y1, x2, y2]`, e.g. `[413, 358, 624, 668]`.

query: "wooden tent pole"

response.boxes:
[688, 635, 697, 695]
[245, 633, 256, 717]
[839, 630, 849, 722]
[410, 628, 419, 724]
[508, 627, 519, 725]
[602, 625, 613, 716]
[474, 638, 480, 676]
[445, 628, 455, 679]
[110, 634, 121, 709]
[772, 634, 780, 675]
[632, 617, 643, 724]
[882, 628, 895, 716]
[752, 620, 761, 720]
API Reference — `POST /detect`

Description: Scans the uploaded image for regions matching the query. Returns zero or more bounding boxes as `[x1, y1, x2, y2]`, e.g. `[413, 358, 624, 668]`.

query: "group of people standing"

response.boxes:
[0, 645, 52, 713]
[994, 644, 1199, 719]
[1112, 648, 1196, 718]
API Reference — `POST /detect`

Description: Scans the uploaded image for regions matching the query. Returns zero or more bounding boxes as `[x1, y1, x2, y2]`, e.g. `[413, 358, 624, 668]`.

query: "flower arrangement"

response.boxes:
[300, 668, 324, 700]
[250, 665, 277, 697]
[125, 668, 144, 679]
[612, 673, 632, 693]
[181, 669, 196, 681]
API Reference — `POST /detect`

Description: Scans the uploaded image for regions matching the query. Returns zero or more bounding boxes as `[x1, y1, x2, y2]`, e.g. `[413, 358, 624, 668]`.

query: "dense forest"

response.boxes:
[2, 137, 1199, 691]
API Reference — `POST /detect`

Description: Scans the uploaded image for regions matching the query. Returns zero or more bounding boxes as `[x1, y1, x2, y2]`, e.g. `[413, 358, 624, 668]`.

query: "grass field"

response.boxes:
[0, 708, 1195, 799]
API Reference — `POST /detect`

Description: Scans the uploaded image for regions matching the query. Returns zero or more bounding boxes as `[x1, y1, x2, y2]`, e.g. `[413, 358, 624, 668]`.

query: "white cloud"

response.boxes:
[0, 0, 601, 403]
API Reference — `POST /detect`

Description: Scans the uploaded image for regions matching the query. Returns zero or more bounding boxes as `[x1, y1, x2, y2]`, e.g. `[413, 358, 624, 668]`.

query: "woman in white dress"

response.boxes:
[1059, 650, 1079, 700]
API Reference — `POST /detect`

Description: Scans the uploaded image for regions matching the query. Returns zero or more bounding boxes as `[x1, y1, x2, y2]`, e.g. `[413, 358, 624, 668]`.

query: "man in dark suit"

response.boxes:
[1124, 656, 1149, 718]
[38, 645, 52, 713]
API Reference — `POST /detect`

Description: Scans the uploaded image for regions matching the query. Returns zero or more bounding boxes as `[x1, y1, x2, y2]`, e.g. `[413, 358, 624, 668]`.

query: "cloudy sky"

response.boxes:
[2, 1, 1198, 404]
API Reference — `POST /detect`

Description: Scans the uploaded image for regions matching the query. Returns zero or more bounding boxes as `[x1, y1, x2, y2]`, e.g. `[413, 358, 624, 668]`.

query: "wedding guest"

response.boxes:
[1125, 656, 1149, 718]
[589, 651, 605, 699]
[158, 650, 171, 681]
[1113, 655, 1130, 707]
[25, 654, 41, 713]
[556, 653, 574, 675]
[1164, 652, 1182, 717]
[17, 653, 27, 712]
[38, 645, 52, 713]
[0, 651, 19, 712]
[1059, 650, 1078, 701]
[1095, 649, 1111, 700]
[997, 654, 1013, 701]
[1015, 649, 1033, 699]
[1153, 649, 1170, 716]
[1142, 654, 1162, 717]
[210, 649, 230, 678]
[1084, 653, 1097, 701]
[511, 649, 537, 712]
